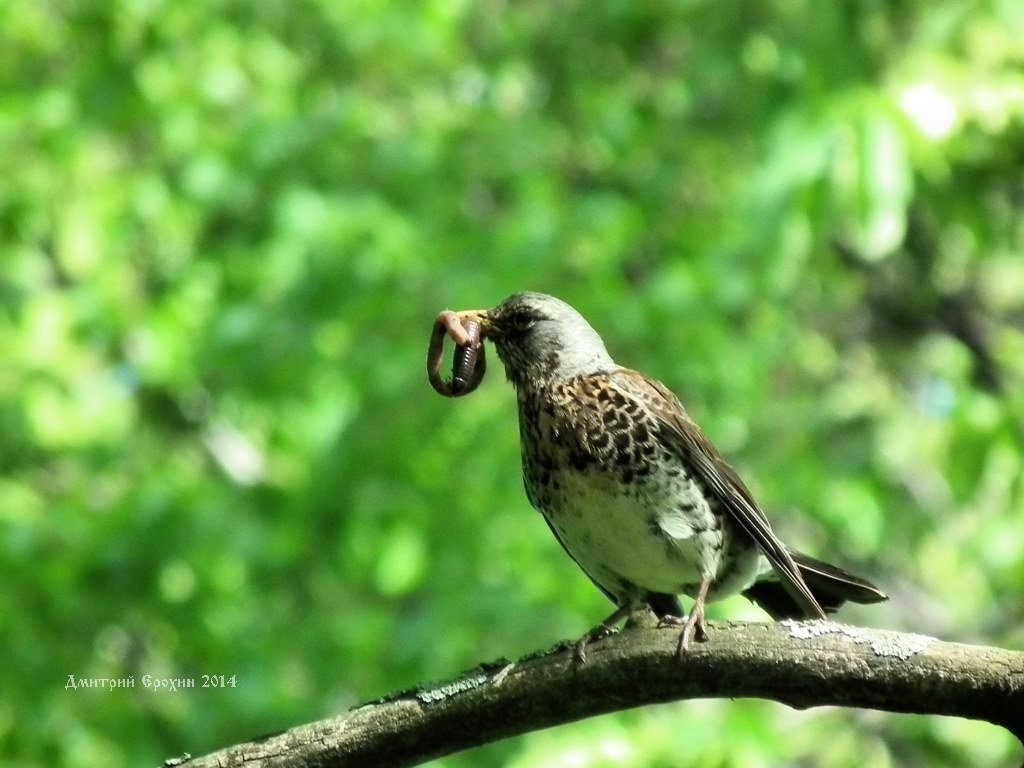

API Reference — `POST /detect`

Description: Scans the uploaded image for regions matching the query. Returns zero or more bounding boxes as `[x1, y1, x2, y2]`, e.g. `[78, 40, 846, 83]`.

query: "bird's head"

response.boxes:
[459, 293, 615, 389]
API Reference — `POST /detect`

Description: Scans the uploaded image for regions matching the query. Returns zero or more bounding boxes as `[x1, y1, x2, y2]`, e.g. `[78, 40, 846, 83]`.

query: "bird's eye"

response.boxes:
[508, 309, 535, 331]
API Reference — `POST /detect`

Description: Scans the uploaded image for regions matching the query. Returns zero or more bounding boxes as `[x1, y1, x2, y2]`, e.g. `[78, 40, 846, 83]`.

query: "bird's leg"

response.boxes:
[657, 576, 712, 656]
[680, 576, 711, 655]
[573, 603, 634, 664]
[679, 576, 711, 655]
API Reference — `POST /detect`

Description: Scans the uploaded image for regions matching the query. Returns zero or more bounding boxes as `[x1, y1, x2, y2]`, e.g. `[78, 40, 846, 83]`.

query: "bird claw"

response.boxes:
[573, 638, 588, 664]
[572, 624, 619, 664]
[678, 611, 708, 656]
[658, 610, 708, 656]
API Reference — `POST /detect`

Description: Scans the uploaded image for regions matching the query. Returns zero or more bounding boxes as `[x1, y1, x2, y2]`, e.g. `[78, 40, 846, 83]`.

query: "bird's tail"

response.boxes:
[742, 550, 887, 620]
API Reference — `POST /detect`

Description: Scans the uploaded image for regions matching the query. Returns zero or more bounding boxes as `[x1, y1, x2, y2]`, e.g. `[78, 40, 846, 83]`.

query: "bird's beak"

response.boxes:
[454, 309, 493, 339]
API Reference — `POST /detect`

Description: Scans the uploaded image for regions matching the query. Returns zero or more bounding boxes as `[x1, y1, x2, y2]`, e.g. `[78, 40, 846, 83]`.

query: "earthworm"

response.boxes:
[427, 310, 486, 397]
[451, 319, 483, 395]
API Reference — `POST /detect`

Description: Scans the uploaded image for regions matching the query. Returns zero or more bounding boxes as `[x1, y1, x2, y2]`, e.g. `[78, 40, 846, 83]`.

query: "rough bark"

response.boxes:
[175, 619, 1024, 768]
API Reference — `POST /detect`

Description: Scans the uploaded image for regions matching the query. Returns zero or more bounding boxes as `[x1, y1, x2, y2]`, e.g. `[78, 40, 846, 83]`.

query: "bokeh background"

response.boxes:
[3, 1, 1024, 766]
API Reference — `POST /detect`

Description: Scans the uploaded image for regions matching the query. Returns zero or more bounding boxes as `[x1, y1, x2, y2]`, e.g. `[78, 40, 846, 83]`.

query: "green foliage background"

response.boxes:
[2, 1, 1023, 766]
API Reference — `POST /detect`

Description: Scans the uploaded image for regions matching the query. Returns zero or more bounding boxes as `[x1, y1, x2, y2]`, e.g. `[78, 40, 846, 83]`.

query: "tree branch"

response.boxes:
[178, 620, 1024, 767]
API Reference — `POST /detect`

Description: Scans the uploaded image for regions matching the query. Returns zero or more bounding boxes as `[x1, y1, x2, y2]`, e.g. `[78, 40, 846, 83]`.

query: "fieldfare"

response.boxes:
[457, 292, 886, 658]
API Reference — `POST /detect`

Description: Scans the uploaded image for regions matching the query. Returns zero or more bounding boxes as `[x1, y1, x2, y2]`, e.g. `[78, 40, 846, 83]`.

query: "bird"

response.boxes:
[459, 292, 887, 659]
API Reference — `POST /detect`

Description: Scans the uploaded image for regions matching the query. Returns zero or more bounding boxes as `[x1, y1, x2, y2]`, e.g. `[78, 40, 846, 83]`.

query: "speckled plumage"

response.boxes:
[476, 292, 886, 654]
[516, 371, 759, 607]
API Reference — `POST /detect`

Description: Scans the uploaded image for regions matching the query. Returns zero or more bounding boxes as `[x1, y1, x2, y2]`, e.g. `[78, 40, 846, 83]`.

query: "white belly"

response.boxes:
[544, 466, 758, 600]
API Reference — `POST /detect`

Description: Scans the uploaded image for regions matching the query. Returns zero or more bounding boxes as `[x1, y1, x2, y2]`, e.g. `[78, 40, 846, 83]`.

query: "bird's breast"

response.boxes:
[516, 383, 752, 598]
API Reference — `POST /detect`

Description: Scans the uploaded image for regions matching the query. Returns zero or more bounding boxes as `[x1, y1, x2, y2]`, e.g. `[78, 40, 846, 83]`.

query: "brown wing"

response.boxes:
[608, 369, 827, 620]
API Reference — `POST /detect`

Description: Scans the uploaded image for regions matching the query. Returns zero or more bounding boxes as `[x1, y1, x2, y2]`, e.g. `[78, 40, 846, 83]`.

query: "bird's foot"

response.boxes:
[573, 603, 636, 664]
[661, 577, 711, 657]
[573, 624, 618, 664]
[658, 611, 708, 656]
[678, 610, 708, 655]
